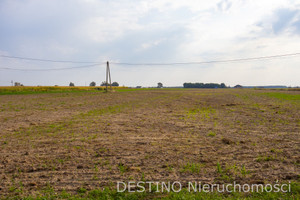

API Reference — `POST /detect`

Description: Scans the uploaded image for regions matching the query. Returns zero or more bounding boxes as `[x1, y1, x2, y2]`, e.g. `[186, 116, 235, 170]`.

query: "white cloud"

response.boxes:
[0, 0, 299, 86]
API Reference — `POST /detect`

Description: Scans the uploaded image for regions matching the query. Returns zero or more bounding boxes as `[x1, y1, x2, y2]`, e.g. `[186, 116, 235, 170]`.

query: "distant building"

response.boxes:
[136, 86, 142, 88]
[14, 82, 23, 86]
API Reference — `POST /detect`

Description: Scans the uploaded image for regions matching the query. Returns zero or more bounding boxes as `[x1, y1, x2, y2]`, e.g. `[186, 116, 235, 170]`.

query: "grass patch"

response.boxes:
[180, 162, 204, 173]
[259, 92, 300, 101]
[115, 88, 184, 92]
[2, 182, 299, 199]
[0, 86, 132, 95]
[118, 163, 129, 175]
[187, 106, 216, 119]
[207, 131, 216, 137]
[216, 162, 233, 182]
[256, 155, 275, 162]
[0, 86, 105, 95]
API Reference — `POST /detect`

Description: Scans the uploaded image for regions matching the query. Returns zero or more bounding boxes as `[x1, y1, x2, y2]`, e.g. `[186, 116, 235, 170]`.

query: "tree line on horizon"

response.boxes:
[69, 81, 119, 87]
[183, 82, 226, 88]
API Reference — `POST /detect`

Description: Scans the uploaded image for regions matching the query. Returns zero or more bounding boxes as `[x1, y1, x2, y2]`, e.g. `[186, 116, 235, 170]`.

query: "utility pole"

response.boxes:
[105, 61, 112, 92]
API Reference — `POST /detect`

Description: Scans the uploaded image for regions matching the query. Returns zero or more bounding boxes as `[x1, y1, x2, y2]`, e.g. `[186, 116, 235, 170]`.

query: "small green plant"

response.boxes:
[167, 165, 174, 172]
[42, 183, 55, 196]
[9, 185, 17, 193]
[77, 187, 87, 194]
[57, 159, 65, 164]
[207, 131, 216, 137]
[256, 155, 275, 162]
[216, 162, 223, 174]
[270, 148, 283, 153]
[181, 162, 203, 173]
[216, 162, 233, 182]
[92, 175, 99, 180]
[240, 165, 250, 176]
[118, 163, 129, 175]
[141, 172, 146, 182]
[60, 190, 71, 198]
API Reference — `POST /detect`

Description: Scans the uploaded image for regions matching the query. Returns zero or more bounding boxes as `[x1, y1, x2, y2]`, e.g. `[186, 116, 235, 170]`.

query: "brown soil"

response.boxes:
[0, 89, 299, 196]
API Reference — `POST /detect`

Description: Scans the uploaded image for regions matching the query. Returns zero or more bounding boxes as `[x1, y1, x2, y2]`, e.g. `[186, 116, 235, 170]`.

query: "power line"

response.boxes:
[0, 63, 101, 71]
[1, 52, 300, 65]
[0, 54, 105, 64]
[111, 52, 300, 65]
[0, 52, 299, 71]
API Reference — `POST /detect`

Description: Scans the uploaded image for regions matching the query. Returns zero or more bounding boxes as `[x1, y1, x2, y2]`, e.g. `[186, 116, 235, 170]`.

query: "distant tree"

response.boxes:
[90, 81, 96, 86]
[100, 81, 110, 86]
[183, 82, 227, 88]
[234, 85, 243, 88]
[14, 82, 24, 86]
[157, 82, 163, 88]
[14, 82, 21, 86]
[111, 82, 119, 87]
[69, 82, 75, 87]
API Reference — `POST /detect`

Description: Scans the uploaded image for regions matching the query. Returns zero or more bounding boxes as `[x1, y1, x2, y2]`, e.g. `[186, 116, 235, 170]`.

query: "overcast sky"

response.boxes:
[0, 0, 299, 87]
